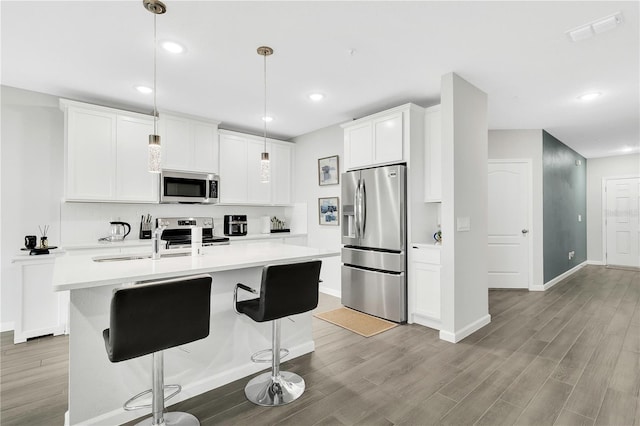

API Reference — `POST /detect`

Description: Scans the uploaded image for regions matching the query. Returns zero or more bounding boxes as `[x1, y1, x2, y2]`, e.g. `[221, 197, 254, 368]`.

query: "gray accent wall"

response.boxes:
[543, 130, 587, 283]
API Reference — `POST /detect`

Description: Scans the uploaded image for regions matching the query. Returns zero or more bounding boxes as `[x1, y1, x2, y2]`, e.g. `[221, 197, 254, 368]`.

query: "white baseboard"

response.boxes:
[586, 260, 604, 266]
[319, 286, 341, 298]
[1, 321, 14, 333]
[439, 314, 491, 343]
[412, 314, 441, 331]
[78, 341, 315, 426]
[530, 261, 587, 292]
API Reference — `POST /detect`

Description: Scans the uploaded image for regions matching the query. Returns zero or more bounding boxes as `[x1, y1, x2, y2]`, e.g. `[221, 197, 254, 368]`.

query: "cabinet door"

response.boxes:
[15, 261, 67, 343]
[344, 122, 372, 170]
[66, 108, 116, 200]
[373, 112, 403, 164]
[219, 134, 248, 203]
[116, 114, 158, 202]
[413, 262, 441, 320]
[271, 142, 292, 205]
[192, 121, 219, 174]
[160, 114, 191, 171]
[424, 106, 442, 202]
[247, 139, 271, 204]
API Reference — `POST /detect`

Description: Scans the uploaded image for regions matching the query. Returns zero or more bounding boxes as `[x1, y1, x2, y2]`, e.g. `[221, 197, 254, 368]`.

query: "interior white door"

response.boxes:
[605, 177, 640, 268]
[488, 161, 531, 288]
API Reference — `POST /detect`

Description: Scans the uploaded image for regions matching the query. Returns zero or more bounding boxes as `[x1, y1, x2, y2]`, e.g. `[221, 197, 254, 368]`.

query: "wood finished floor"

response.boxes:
[2, 265, 639, 426]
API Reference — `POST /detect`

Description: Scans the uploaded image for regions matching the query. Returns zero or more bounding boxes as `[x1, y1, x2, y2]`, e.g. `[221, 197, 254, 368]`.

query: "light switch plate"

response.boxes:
[578, 214, 582, 222]
[456, 217, 471, 232]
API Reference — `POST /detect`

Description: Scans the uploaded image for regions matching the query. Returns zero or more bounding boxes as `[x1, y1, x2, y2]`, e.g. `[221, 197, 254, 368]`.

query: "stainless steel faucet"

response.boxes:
[151, 219, 167, 260]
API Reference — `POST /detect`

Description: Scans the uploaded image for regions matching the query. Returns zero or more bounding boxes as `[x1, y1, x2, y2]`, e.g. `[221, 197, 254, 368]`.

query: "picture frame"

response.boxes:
[319, 197, 340, 226]
[318, 155, 339, 186]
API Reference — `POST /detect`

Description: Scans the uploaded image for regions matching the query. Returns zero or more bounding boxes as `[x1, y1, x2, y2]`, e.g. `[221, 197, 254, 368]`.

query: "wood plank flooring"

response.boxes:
[2, 265, 639, 425]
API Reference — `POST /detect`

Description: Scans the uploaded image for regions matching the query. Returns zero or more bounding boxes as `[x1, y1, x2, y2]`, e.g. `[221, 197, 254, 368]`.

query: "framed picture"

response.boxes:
[318, 155, 339, 186]
[319, 197, 340, 226]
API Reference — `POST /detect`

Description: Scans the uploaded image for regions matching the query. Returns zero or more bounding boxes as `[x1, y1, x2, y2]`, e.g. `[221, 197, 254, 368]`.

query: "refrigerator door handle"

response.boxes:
[354, 179, 360, 238]
[361, 179, 367, 236]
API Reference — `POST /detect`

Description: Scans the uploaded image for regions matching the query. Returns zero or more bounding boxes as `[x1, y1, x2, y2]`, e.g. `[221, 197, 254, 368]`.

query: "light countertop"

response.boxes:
[53, 240, 337, 292]
[61, 232, 307, 250]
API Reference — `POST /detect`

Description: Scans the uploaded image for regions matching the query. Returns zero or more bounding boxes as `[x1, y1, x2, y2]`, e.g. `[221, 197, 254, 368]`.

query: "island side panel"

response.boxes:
[68, 267, 314, 425]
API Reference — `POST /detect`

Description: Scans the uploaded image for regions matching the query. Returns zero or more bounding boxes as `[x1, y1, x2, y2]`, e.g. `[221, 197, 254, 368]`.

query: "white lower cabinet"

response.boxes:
[13, 256, 69, 344]
[409, 244, 441, 329]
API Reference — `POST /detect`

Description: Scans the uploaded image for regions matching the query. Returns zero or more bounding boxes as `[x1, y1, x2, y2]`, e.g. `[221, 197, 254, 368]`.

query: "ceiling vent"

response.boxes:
[566, 12, 623, 42]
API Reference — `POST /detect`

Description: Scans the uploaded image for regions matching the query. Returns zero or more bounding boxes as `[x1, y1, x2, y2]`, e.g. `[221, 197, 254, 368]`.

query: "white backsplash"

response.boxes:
[60, 202, 307, 245]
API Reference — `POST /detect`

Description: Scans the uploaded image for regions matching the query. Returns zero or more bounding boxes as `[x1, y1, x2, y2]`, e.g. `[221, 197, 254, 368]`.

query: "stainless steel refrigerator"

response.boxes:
[341, 164, 407, 323]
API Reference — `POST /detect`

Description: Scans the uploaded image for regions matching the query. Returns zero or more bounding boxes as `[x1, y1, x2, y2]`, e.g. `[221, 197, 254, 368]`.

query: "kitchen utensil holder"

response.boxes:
[139, 223, 152, 240]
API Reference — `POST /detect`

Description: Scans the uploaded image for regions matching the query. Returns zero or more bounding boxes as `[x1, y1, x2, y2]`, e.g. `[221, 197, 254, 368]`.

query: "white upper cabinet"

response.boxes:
[116, 115, 158, 202]
[424, 105, 442, 202]
[218, 130, 293, 205]
[60, 99, 158, 203]
[342, 105, 414, 170]
[158, 112, 220, 174]
[219, 132, 248, 204]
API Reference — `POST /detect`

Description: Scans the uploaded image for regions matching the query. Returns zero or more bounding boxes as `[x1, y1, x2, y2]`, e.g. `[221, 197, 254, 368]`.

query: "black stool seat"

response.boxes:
[235, 260, 321, 322]
[104, 274, 212, 426]
[235, 260, 322, 407]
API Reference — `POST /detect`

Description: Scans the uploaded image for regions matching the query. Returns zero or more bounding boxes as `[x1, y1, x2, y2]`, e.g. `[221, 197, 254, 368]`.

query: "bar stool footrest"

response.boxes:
[250, 348, 289, 363]
[124, 384, 182, 411]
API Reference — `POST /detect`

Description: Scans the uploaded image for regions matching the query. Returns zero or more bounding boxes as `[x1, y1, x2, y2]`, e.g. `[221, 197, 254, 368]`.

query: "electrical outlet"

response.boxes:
[578, 214, 582, 222]
[568, 250, 575, 260]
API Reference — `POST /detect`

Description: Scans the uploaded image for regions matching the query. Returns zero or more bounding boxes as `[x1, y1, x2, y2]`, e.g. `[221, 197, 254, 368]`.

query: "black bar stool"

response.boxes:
[234, 260, 322, 407]
[103, 274, 212, 426]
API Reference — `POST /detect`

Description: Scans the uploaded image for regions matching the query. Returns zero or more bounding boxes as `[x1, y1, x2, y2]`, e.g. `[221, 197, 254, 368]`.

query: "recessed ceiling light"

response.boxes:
[135, 85, 153, 94]
[262, 116, 273, 123]
[309, 93, 324, 101]
[621, 146, 634, 153]
[577, 92, 601, 101]
[161, 41, 185, 54]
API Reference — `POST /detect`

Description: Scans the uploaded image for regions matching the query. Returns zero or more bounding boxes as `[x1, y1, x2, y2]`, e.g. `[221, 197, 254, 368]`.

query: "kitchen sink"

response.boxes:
[92, 252, 192, 262]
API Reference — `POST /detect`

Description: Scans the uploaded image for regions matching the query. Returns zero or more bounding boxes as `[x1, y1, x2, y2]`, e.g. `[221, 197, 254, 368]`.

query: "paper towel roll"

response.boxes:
[261, 216, 271, 234]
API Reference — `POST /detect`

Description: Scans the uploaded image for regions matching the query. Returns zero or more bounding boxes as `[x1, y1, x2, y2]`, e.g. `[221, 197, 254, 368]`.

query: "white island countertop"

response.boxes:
[53, 241, 338, 292]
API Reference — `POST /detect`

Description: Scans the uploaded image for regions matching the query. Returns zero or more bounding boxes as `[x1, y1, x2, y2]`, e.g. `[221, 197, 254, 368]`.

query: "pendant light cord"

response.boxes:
[153, 13, 158, 135]
[263, 51, 267, 151]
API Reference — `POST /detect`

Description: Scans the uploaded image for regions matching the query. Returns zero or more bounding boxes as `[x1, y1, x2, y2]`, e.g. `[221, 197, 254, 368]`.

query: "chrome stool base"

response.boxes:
[244, 371, 305, 406]
[136, 411, 200, 426]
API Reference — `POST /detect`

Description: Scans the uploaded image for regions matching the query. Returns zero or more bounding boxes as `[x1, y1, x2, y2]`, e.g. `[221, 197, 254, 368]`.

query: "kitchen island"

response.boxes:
[53, 241, 339, 426]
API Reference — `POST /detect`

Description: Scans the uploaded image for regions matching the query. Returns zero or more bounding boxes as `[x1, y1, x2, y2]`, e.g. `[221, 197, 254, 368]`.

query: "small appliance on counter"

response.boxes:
[158, 217, 229, 249]
[100, 221, 131, 242]
[224, 215, 247, 236]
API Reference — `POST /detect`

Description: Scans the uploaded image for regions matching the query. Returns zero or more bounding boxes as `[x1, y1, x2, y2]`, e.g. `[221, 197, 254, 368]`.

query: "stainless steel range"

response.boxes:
[157, 217, 229, 249]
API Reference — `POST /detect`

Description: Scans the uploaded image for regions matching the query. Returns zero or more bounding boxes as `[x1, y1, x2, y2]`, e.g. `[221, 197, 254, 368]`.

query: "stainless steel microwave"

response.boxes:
[160, 170, 219, 204]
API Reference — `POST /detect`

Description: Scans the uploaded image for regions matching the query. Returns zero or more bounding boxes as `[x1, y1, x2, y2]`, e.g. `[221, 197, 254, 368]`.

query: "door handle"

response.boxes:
[522, 229, 529, 234]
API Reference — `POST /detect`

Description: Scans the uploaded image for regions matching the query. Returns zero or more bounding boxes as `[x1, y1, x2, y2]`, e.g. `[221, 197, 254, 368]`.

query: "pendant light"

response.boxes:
[257, 46, 273, 183]
[144, 0, 166, 173]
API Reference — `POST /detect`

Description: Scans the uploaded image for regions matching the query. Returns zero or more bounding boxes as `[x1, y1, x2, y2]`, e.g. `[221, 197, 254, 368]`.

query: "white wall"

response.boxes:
[291, 123, 344, 297]
[488, 129, 544, 288]
[1, 86, 64, 330]
[440, 73, 490, 342]
[586, 154, 640, 263]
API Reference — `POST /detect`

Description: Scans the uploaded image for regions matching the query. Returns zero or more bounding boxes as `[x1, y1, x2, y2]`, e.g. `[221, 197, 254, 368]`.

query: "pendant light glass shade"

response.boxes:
[148, 134, 161, 173]
[145, 0, 166, 173]
[261, 152, 270, 183]
[258, 46, 273, 184]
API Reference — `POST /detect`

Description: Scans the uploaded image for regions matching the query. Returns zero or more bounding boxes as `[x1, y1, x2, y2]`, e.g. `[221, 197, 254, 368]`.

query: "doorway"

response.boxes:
[604, 177, 640, 268]
[488, 160, 532, 289]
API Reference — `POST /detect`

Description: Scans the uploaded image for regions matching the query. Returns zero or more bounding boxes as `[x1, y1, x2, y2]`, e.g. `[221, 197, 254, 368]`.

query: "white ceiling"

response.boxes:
[2, 1, 638, 158]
